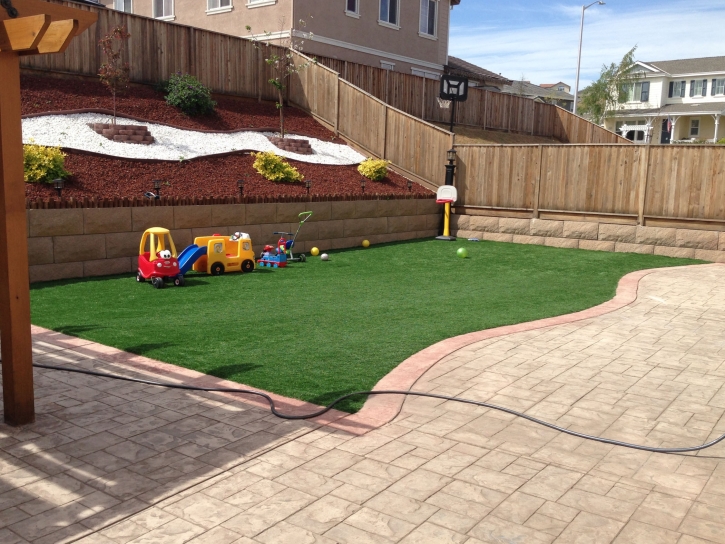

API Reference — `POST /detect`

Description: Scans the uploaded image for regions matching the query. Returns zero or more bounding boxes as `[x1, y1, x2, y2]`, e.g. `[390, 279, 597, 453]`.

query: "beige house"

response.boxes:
[604, 56, 725, 144]
[103, 0, 462, 78]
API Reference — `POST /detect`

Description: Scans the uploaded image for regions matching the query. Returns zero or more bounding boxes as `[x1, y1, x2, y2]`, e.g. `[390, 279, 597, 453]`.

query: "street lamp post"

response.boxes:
[573, 1, 605, 115]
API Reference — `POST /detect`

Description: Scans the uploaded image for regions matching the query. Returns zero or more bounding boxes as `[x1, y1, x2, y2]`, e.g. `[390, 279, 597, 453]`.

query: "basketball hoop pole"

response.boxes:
[449, 99, 456, 133]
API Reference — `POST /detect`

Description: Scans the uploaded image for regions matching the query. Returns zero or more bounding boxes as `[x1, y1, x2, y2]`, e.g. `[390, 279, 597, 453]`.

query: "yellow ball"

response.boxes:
[362, 240, 370, 248]
[310, 247, 320, 256]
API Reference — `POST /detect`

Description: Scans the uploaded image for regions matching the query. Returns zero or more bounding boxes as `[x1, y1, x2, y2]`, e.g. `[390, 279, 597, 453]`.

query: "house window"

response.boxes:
[712, 78, 725, 96]
[379, 0, 399, 26]
[114, 0, 132, 12]
[153, 0, 174, 18]
[346, 0, 359, 15]
[690, 79, 707, 97]
[668, 80, 686, 98]
[419, 0, 437, 36]
[557, 86, 564, 91]
[690, 119, 700, 137]
[208, 0, 231, 11]
[623, 81, 649, 102]
[380, 61, 395, 70]
[411, 68, 440, 80]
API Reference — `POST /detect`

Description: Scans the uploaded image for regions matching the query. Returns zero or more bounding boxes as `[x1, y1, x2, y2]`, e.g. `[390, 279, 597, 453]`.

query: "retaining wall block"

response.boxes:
[211, 204, 245, 227]
[499, 218, 531, 235]
[245, 203, 277, 225]
[598, 224, 637, 243]
[635, 226, 677, 247]
[343, 217, 388, 238]
[675, 229, 719, 250]
[27, 237, 54, 266]
[469, 215, 500, 233]
[28, 209, 84, 237]
[255, 224, 293, 245]
[530, 219, 564, 238]
[305, 201, 332, 222]
[354, 199, 380, 219]
[654, 246, 696, 259]
[131, 206, 174, 232]
[295, 222, 320, 242]
[173, 205, 212, 229]
[513, 235, 545, 246]
[330, 201, 356, 220]
[451, 214, 470, 231]
[105, 231, 143, 259]
[84, 257, 134, 277]
[30, 262, 84, 283]
[53, 234, 106, 263]
[84, 207, 132, 234]
[719, 232, 725, 251]
[191, 226, 232, 240]
[318, 220, 344, 240]
[387, 215, 408, 234]
[276, 202, 308, 223]
[694, 249, 725, 263]
[407, 215, 427, 232]
[563, 221, 598, 240]
[482, 232, 514, 243]
[425, 214, 441, 230]
[544, 237, 580, 249]
[169, 229, 193, 250]
[615, 242, 654, 255]
[417, 199, 439, 215]
[579, 240, 615, 252]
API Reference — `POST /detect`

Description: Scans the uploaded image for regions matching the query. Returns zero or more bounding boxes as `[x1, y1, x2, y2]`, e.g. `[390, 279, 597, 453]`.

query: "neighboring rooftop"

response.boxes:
[445, 56, 512, 86]
[503, 80, 574, 101]
[641, 56, 725, 75]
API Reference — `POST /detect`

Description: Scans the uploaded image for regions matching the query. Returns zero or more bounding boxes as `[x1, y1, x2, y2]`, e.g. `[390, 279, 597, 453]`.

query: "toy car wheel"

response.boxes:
[174, 275, 185, 287]
[241, 259, 255, 273]
[151, 277, 164, 289]
[273, 263, 278, 268]
[136, 272, 145, 282]
[210, 262, 225, 276]
[299, 254, 307, 262]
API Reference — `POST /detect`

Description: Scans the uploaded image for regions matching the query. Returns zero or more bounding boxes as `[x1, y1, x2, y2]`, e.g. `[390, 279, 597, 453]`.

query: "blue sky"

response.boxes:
[449, 0, 725, 89]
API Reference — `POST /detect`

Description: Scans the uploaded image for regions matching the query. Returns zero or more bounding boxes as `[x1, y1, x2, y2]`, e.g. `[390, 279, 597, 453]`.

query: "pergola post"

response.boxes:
[0, 50, 34, 426]
[0, 0, 97, 426]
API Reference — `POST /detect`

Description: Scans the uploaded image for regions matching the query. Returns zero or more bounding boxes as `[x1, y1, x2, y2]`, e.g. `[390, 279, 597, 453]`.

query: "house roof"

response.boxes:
[502, 80, 573, 101]
[615, 102, 725, 117]
[540, 82, 569, 89]
[640, 56, 725, 75]
[445, 56, 512, 86]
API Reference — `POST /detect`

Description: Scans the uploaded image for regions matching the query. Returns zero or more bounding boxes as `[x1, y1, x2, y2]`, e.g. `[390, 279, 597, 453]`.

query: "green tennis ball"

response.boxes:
[457, 247, 468, 259]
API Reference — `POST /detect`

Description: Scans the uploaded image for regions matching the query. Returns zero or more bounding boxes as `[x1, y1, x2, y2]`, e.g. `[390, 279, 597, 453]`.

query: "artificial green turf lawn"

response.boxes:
[30, 239, 701, 412]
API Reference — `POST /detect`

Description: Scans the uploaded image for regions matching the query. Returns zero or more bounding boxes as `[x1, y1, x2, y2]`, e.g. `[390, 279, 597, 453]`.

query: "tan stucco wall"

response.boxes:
[27, 200, 440, 283]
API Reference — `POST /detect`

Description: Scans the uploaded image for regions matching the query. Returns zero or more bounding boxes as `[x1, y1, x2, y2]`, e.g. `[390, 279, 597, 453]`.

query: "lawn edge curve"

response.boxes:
[30, 263, 721, 436]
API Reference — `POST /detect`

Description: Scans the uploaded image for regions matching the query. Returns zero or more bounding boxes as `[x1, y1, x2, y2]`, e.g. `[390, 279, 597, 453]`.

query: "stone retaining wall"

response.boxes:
[27, 200, 440, 283]
[452, 214, 725, 262]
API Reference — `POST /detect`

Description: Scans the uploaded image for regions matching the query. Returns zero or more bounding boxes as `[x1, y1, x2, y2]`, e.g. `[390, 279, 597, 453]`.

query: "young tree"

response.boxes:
[98, 26, 131, 125]
[246, 19, 314, 139]
[577, 46, 638, 124]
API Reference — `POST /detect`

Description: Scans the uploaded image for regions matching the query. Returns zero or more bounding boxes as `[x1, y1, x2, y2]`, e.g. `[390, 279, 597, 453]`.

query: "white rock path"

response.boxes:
[22, 112, 366, 165]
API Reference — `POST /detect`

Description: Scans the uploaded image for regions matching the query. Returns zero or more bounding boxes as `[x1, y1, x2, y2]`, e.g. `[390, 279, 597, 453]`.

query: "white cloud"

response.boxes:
[450, 2, 725, 89]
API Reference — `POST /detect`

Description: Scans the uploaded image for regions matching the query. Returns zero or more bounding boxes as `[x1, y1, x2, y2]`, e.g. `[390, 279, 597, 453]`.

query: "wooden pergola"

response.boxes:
[0, 0, 96, 426]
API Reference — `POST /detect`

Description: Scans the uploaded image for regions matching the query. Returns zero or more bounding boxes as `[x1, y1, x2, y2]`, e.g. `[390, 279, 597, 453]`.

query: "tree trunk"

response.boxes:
[112, 90, 116, 125]
[278, 87, 285, 138]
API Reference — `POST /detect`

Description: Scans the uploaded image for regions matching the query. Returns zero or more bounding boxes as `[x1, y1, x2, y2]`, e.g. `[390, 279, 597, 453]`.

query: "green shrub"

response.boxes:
[357, 157, 389, 181]
[252, 151, 304, 182]
[164, 73, 216, 116]
[717, 138, 725, 145]
[23, 143, 71, 183]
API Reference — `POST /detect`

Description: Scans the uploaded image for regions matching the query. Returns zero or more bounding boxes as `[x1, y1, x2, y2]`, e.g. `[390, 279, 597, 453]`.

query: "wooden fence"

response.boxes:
[454, 144, 725, 228]
[313, 54, 627, 145]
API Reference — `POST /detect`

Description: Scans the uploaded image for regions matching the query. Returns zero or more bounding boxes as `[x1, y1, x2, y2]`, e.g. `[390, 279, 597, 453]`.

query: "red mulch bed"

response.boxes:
[21, 73, 430, 200]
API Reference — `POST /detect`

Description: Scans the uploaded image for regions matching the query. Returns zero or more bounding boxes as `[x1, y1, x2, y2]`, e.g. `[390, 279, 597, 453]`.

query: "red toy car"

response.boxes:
[137, 228, 185, 289]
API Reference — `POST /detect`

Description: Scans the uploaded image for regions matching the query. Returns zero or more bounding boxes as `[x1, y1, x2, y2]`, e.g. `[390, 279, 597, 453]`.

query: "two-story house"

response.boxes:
[604, 56, 725, 144]
[103, 0, 462, 79]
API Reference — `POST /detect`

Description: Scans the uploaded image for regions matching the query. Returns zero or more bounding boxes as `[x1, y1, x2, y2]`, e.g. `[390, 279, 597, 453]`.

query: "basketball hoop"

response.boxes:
[437, 97, 451, 109]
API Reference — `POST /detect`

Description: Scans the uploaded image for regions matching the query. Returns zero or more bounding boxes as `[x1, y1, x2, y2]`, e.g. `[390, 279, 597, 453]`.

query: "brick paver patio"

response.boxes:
[1, 263, 725, 543]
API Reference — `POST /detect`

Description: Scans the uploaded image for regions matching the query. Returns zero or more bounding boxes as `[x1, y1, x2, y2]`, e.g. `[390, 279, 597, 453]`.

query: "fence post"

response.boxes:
[533, 145, 544, 218]
[335, 75, 340, 137]
[483, 91, 488, 130]
[637, 145, 652, 226]
[383, 105, 388, 159]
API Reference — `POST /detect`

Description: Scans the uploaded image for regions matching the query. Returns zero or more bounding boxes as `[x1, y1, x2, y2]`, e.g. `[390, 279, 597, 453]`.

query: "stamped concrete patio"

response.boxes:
[1, 263, 725, 543]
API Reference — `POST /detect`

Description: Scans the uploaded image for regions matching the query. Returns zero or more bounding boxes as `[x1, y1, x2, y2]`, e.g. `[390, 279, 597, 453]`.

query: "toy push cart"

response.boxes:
[271, 211, 313, 263]
[137, 228, 185, 289]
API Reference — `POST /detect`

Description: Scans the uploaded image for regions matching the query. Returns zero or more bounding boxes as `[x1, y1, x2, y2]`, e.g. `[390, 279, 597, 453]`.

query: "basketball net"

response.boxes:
[437, 97, 451, 109]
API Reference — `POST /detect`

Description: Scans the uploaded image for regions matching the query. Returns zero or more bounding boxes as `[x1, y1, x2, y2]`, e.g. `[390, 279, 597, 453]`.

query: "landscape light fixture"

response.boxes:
[152, 179, 162, 199]
[305, 179, 311, 195]
[237, 179, 244, 196]
[573, 1, 605, 115]
[53, 178, 64, 198]
[407, 179, 413, 192]
[360, 177, 366, 194]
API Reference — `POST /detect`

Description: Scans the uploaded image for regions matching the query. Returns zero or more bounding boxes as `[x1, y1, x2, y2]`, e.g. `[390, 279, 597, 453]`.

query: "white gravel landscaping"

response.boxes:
[22, 113, 366, 165]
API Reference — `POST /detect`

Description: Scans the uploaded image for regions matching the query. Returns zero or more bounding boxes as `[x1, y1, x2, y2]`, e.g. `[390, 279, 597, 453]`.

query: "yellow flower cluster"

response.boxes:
[23, 142, 70, 183]
[252, 151, 304, 182]
[357, 157, 389, 181]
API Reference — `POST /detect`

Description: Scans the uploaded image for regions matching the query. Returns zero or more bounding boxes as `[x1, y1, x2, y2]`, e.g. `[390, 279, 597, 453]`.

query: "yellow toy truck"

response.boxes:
[180, 232, 256, 276]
